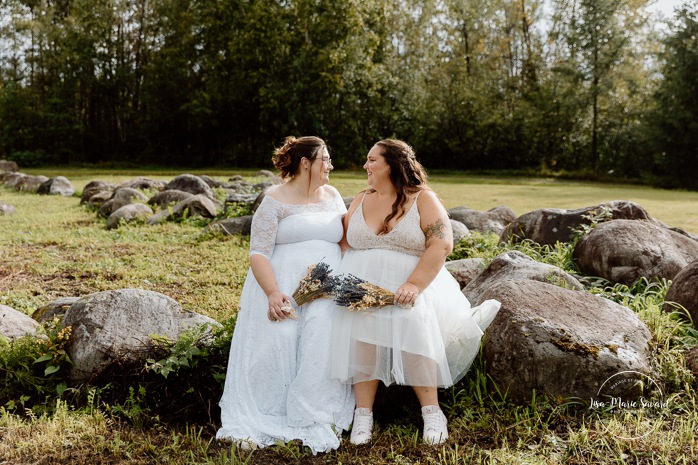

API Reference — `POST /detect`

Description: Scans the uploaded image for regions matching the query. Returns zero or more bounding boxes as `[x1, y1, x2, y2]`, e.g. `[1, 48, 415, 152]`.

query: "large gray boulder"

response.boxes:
[662, 259, 698, 328]
[97, 199, 115, 218]
[37, 176, 75, 196]
[14, 174, 49, 192]
[256, 170, 282, 184]
[450, 219, 470, 244]
[117, 177, 164, 191]
[573, 220, 698, 286]
[110, 187, 149, 212]
[199, 175, 227, 188]
[0, 172, 24, 187]
[148, 189, 193, 209]
[207, 216, 253, 236]
[667, 226, 698, 243]
[146, 194, 218, 224]
[223, 192, 258, 210]
[163, 174, 214, 198]
[1, 305, 40, 340]
[448, 206, 516, 235]
[62, 289, 221, 384]
[107, 203, 154, 229]
[479, 279, 653, 403]
[32, 297, 80, 323]
[445, 258, 486, 290]
[251, 188, 269, 213]
[500, 200, 652, 246]
[464, 250, 584, 304]
[87, 190, 114, 209]
[0, 160, 19, 172]
[223, 179, 256, 193]
[254, 180, 278, 191]
[80, 180, 115, 205]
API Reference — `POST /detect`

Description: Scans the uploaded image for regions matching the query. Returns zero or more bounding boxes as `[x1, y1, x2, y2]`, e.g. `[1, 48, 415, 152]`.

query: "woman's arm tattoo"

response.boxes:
[423, 218, 446, 240]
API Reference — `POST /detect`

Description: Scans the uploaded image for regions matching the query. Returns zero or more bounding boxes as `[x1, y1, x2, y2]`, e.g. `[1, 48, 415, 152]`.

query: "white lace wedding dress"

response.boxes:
[332, 192, 501, 388]
[217, 192, 354, 453]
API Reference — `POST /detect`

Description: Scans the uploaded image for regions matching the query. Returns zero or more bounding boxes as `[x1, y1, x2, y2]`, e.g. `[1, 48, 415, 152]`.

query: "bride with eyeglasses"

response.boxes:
[217, 136, 354, 453]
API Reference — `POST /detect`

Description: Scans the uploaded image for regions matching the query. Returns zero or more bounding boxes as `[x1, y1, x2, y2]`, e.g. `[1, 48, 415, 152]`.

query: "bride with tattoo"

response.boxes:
[331, 139, 500, 446]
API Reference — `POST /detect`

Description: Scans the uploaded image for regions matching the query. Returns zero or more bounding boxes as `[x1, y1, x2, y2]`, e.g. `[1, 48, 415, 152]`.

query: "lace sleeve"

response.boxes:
[249, 196, 282, 259]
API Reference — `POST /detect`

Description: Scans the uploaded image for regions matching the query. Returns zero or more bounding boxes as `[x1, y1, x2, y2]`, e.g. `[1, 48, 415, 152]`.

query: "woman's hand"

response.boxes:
[394, 282, 420, 306]
[267, 291, 293, 321]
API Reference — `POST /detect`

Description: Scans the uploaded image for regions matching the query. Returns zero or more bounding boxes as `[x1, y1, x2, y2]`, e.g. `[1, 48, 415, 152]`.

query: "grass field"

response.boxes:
[17, 166, 698, 232]
[1, 168, 697, 464]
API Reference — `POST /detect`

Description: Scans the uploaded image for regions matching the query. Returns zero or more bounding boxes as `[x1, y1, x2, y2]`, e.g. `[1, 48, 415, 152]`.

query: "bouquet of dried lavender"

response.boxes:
[291, 261, 340, 307]
[334, 274, 396, 312]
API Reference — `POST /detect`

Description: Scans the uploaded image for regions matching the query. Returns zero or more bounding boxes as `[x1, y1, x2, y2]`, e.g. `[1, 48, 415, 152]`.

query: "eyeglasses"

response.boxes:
[317, 156, 332, 165]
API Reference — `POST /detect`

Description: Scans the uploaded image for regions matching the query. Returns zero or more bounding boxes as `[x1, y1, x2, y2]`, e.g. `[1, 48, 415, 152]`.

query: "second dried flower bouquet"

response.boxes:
[290, 261, 399, 313]
[333, 273, 395, 312]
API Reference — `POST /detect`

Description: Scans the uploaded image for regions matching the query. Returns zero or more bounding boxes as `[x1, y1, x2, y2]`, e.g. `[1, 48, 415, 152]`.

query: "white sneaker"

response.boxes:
[349, 408, 374, 445]
[421, 405, 448, 445]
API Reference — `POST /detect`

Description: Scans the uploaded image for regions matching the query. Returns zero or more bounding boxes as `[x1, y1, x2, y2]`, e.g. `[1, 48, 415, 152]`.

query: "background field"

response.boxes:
[2, 168, 698, 332]
[1, 169, 697, 464]
[20, 167, 698, 232]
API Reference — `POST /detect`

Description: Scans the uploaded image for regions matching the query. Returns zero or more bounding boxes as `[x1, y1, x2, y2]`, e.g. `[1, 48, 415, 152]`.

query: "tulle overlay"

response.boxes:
[332, 249, 500, 387]
[331, 193, 500, 388]
[217, 199, 354, 454]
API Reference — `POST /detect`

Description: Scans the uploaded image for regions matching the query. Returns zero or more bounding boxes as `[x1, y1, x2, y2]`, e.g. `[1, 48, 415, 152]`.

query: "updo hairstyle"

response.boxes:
[272, 136, 326, 179]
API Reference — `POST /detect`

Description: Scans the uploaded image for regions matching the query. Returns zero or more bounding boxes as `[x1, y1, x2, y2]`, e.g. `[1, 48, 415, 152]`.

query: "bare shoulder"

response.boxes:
[415, 189, 445, 211]
[345, 189, 369, 218]
[417, 189, 451, 242]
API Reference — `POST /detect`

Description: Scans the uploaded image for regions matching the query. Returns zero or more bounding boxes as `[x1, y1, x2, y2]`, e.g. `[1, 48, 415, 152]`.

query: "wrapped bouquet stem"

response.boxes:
[333, 274, 397, 312]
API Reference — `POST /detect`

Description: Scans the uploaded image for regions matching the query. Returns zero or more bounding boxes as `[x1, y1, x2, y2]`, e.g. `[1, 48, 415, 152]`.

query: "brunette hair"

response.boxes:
[373, 139, 429, 234]
[271, 136, 326, 179]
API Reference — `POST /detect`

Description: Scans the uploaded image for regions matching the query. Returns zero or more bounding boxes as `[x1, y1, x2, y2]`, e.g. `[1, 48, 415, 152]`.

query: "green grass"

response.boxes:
[22, 166, 698, 233]
[1, 168, 697, 464]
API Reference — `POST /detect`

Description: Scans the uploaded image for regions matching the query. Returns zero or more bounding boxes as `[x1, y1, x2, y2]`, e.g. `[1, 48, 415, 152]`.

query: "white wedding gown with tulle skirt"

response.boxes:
[217, 193, 354, 453]
[332, 192, 501, 388]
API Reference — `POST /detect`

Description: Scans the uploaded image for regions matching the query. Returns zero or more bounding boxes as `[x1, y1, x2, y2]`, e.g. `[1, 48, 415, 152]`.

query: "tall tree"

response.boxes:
[548, 0, 652, 171]
[644, 3, 698, 188]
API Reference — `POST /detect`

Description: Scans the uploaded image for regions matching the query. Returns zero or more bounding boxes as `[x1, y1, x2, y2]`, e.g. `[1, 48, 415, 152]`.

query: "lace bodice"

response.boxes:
[249, 189, 347, 259]
[346, 192, 426, 257]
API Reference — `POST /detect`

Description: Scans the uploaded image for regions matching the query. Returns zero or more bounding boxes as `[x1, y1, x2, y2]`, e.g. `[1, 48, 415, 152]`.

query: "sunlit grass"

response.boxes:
[19, 166, 698, 233]
[1, 183, 249, 321]
[1, 169, 697, 464]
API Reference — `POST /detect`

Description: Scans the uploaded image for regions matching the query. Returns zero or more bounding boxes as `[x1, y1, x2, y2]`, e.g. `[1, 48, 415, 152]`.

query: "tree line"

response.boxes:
[0, 0, 696, 188]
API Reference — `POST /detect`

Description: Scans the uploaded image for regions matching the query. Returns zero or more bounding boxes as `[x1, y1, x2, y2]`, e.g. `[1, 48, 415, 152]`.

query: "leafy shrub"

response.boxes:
[0, 318, 72, 413]
[86, 317, 237, 425]
[448, 231, 505, 261]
